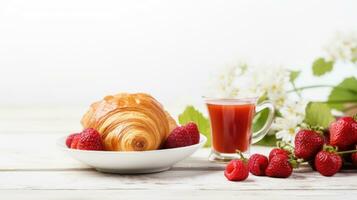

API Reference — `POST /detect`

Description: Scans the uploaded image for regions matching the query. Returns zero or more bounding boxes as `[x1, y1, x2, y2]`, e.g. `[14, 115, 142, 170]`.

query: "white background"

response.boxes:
[1, 0, 357, 116]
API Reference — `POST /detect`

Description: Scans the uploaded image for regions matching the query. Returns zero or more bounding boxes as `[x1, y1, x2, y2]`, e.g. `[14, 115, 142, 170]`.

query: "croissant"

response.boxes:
[81, 93, 177, 151]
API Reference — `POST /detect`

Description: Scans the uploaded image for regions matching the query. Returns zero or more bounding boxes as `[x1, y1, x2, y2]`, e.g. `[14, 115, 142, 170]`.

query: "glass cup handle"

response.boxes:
[251, 101, 275, 144]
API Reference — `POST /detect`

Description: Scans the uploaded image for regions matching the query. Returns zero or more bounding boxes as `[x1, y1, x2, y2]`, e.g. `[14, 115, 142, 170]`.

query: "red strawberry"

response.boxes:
[66, 133, 79, 148]
[248, 154, 269, 176]
[184, 122, 200, 144]
[294, 129, 325, 161]
[329, 116, 357, 150]
[224, 151, 249, 181]
[77, 128, 104, 151]
[315, 146, 342, 176]
[70, 134, 81, 149]
[265, 154, 293, 178]
[269, 148, 289, 161]
[164, 126, 192, 148]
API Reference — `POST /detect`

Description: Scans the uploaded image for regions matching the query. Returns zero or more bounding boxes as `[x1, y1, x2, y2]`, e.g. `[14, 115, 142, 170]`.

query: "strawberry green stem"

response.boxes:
[235, 150, 247, 162]
[287, 85, 357, 94]
[323, 145, 338, 153]
[337, 149, 357, 155]
[354, 114, 357, 121]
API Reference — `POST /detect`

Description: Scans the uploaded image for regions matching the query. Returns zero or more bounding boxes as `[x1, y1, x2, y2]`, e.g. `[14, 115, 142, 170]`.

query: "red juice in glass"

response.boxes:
[207, 103, 255, 153]
[205, 98, 274, 162]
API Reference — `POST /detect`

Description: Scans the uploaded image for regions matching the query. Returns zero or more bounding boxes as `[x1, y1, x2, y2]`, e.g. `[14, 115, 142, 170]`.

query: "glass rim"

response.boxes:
[202, 96, 258, 105]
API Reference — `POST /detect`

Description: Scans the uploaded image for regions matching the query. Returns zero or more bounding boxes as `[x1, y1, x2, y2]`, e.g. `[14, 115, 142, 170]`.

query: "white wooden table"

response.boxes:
[1, 107, 357, 199]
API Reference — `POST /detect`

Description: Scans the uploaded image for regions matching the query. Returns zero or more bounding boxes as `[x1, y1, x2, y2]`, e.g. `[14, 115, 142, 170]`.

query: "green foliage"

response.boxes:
[304, 102, 335, 129]
[289, 70, 301, 83]
[178, 106, 211, 147]
[253, 108, 278, 146]
[255, 134, 278, 147]
[328, 77, 357, 111]
[312, 57, 334, 76]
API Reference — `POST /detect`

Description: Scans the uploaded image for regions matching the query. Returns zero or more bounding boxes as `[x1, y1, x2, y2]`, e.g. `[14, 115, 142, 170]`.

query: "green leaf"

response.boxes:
[328, 77, 357, 111]
[289, 70, 301, 83]
[178, 106, 211, 147]
[304, 102, 335, 128]
[254, 134, 278, 147]
[312, 57, 334, 76]
[252, 108, 278, 146]
[253, 108, 269, 132]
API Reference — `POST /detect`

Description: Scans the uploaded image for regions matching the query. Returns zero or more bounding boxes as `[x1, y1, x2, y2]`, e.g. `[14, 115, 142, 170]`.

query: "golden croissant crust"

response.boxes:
[81, 93, 177, 151]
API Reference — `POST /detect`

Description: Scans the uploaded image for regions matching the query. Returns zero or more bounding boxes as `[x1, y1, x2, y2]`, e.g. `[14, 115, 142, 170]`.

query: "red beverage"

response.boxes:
[207, 102, 256, 153]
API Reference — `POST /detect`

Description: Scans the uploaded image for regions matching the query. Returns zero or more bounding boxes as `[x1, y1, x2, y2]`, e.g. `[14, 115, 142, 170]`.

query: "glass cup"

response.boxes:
[204, 97, 275, 162]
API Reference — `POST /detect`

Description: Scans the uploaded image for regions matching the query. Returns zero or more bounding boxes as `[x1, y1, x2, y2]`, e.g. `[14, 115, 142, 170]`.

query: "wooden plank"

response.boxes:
[0, 133, 270, 170]
[1, 170, 356, 190]
[1, 189, 356, 200]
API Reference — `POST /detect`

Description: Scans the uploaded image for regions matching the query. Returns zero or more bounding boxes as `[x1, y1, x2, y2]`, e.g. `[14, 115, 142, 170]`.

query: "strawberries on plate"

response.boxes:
[66, 133, 79, 148]
[164, 122, 200, 149]
[66, 128, 104, 151]
[77, 128, 104, 151]
[164, 127, 192, 149]
[184, 122, 200, 145]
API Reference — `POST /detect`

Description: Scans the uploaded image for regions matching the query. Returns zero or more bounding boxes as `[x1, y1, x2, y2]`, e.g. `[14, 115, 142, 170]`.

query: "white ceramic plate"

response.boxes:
[57, 134, 207, 174]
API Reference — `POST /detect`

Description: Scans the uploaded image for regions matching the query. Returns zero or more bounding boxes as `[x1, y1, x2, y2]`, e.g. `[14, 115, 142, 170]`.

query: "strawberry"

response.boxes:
[265, 154, 293, 178]
[66, 133, 79, 148]
[248, 154, 269, 176]
[269, 148, 289, 161]
[70, 134, 81, 149]
[77, 128, 104, 151]
[184, 122, 200, 144]
[315, 146, 342, 177]
[224, 151, 249, 181]
[164, 126, 192, 149]
[294, 129, 325, 161]
[329, 116, 357, 150]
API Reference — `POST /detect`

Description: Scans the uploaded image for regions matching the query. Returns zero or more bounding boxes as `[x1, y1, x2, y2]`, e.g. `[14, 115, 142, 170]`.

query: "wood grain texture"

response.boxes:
[1, 190, 357, 200]
[1, 122, 357, 199]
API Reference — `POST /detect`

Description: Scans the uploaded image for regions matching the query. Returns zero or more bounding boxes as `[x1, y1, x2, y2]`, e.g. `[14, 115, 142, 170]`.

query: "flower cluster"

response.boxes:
[211, 63, 306, 144]
[324, 32, 357, 63]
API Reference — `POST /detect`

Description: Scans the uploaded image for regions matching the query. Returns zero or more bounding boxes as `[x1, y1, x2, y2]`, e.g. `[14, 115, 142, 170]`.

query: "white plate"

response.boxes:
[57, 134, 207, 174]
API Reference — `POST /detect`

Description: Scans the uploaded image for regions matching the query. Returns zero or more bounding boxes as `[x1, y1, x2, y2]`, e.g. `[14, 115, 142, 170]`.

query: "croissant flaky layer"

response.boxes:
[81, 93, 177, 151]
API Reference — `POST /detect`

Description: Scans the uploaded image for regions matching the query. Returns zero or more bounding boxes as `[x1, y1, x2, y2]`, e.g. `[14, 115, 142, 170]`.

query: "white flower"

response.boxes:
[213, 64, 290, 102]
[272, 116, 302, 144]
[249, 66, 290, 109]
[272, 100, 307, 144]
[324, 32, 357, 63]
[279, 100, 307, 122]
[211, 64, 244, 98]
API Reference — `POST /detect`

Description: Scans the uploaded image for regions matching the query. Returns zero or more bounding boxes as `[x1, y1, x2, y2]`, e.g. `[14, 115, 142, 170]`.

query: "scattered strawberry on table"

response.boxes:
[294, 129, 325, 160]
[247, 154, 268, 176]
[314, 146, 342, 177]
[224, 114, 357, 182]
[329, 116, 357, 150]
[268, 147, 290, 160]
[265, 154, 293, 178]
[224, 151, 249, 181]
